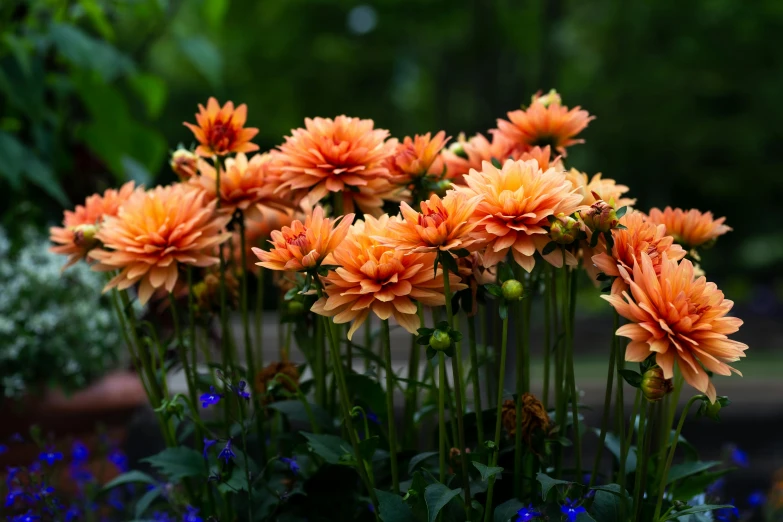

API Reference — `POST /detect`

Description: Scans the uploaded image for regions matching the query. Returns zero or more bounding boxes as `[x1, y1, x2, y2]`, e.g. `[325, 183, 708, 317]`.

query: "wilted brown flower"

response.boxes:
[255, 361, 300, 403]
[501, 394, 550, 445]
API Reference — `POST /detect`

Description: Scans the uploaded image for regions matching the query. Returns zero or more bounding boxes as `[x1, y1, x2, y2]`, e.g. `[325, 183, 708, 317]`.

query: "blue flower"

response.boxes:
[108, 449, 129, 472]
[714, 502, 739, 522]
[153, 512, 175, 522]
[516, 504, 542, 521]
[233, 380, 251, 401]
[218, 440, 235, 463]
[108, 488, 125, 510]
[560, 498, 586, 521]
[203, 438, 218, 458]
[39, 448, 63, 466]
[183, 505, 203, 522]
[5, 489, 23, 507]
[280, 456, 300, 475]
[730, 446, 749, 468]
[10, 433, 23, 442]
[72, 441, 89, 462]
[34, 485, 54, 501]
[200, 386, 223, 408]
[706, 477, 726, 497]
[65, 507, 80, 521]
[748, 490, 765, 508]
[70, 463, 94, 483]
[366, 410, 380, 425]
[0, 444, 6, 454]
[12, 512, 40, 522]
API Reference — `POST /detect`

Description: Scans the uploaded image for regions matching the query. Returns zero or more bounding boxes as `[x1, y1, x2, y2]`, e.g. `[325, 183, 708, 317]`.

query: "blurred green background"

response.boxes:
[2, 0, 782, 309]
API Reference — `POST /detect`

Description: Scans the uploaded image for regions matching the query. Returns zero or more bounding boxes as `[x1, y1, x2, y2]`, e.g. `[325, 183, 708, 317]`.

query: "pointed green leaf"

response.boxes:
[101, 470, 157, 492]
[140, 447, 206, 481]
[665, 460, 720, 485]
[472, 462, 503, 481]
[408, 451, 439, 475]
[542, 241, 559, 256]
[664, 504, 735, 520]
[536, 472, 572, 500]
[424, 483, 462, 522]
[376, 489, 414, 522]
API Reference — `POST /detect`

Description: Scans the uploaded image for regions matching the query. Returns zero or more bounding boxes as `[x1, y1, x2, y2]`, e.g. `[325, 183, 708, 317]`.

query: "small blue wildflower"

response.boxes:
[152, 512, 175, 522]
[233, 380, 251, 401]
[108, 488, 124, 510]
[748, 490, 766, 507]
[34, 485, 54, 501]
[108, 449, 129, 472]
[0, 444, 6, 454]
[218, 440, 235, 463]
[10, 433, 23, 442]
[12, 512, 40, 522]
[39, 448, 63, 466]
[368, 502, 375, 513]
[200, 386, 223, 408]
[65, 507, 80, 522]
[366, 410, 380, 425]
[706, 477, 726, 497]
[183, 505, 203, 522]
[560, 498, 586, 522]
[280, 456, 300, 475]
[203, 438, 218, 458]
[29, 461, 41, 472]
[730, 446, 749, 468]
[5, 489, 23, 507]
[516, 504, 542, 521]
[72, 441, 89, 462]
[70, 463, 94, 483]
[714, 502, 739, 522]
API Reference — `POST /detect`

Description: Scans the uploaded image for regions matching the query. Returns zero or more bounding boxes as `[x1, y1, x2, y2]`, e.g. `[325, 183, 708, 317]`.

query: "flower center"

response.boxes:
[209, 120, 237, 148]
[419, 208, 448, 228]
[286, 232, 308, 248]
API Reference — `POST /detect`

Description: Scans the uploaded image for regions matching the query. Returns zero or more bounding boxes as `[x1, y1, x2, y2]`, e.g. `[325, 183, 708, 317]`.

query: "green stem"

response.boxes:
[380, 319, 400, 493]
[364, 320, 372, 370]
[169, 293, 202, 452]
[652, 395, 704, 521]
[405, 304, 425, 448]
[543, 266, 552, 409]
[315, 316, 326, 407]
[439, 351, 448, 483]
[625, 389, 641, 459]
[479, 303, 493, 406]
[483, 314, 509, 522]
[214, 155, 233, 430]
[468, 315, 485, 460]
[632, 402, 649, 520]
[314, 278, 379, 511]
[590, 311, 618, 487]
[237, 399, 253, 522]
[255, 268, 265, 366]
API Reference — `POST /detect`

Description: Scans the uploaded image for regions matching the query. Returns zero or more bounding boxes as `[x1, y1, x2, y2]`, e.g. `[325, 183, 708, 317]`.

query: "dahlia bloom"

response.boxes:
[496, 94, 594, 156]
[275, 116, 399, 216]
[648, 206, 731, 249]
[251, 206, 354, 272]
[387, 131, 449, 186]
[49, 181, 135, 269]
[90, 184, 231, 305]
[518, 145, 563, 172]
[311, 215, 465, 339]
[565, 169, 635, 208]
[603, 252, 747, 402]
[591, 211, 687, 293]
[233, 208, 295, 273]
[191, 152, 290, 219]
[441, 132, 518, 184]
[375, 192, 483, 253]
[454, 159, 583, 271]
[183, 97, 259, 157]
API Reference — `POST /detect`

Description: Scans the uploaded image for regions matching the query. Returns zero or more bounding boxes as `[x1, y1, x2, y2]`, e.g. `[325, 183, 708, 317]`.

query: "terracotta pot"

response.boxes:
[0, 370, 148, 468]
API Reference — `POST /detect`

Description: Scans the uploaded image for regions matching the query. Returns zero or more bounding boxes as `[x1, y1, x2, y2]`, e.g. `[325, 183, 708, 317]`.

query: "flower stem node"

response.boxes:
[501, 279, 524, 301]
[417, 321, 463, 358]
[429, 329, 452, 351]
[640, 366, 673, 402]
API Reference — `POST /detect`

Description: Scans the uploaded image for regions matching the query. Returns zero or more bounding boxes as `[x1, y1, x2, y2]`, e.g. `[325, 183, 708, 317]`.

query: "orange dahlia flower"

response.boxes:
[183, 97, 259, 157]
[565, 169, 635, 208]
[90, 184, 231, 305]
[251, 206, 354, 272]
[191, 152, 290, 219]
[376, 192, 483, 253]
[387, 131, 449, 186]
[591, 210, 687, 294]
[603, 252, 747, 402]
[496, 95, 594, 156]
[518, 145, 563, 172]
[441, 132, 518, 184]
[230, 208, 295, 273]
[647, 206, 732, 249]
[454, 159, 584, 271]
[275, 116, 399, 216]
[311, 215, 465, 339]
[49, 181, 136, 269]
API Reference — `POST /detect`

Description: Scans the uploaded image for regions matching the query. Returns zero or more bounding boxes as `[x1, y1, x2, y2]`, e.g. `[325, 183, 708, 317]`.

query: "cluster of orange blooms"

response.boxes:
[50, 90, 745, 403]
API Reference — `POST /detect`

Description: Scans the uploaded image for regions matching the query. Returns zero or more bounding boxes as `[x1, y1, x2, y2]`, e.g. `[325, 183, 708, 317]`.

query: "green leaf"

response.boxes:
[542, 241, 558, 256]
[140, 447, 207, 481]
[134, 487, 162, 518]
[673, 468, 733, 501]
[665, 460, 720, 485]
[491, 157, 502, 169]
[663, 504, 735, 520]
[619, 369, 642, 388]
[0, 131, 25, 188]
[301, 432, 353, 465]
[497, 262, 514, 283]
[472, 462, 503, 481]
[588, 484, 629, 522]
[493, 498, 525, 522]
[218, 466, 251, 493]
[452, 248, 470, 258]
[536, 472, 572, 500]
[359, 436, 380, 462]
[408, 451, 439, 475]
[178, 36, 223, 88]
[49, 23, 132, 81]
[129, 73, 168, 119]
[484, 284, 503, 298]
[268, 400, 331, 430]
[376, 489, 414, 522]
[101, 470, 157, 491]
[424, 483, 462, 522]
[499, 303, 508, 320]
[601, 432, 637, 473]
[615, 206, 628, 218]
[345, 373, 388, 420]
[203, 0, 230, 29]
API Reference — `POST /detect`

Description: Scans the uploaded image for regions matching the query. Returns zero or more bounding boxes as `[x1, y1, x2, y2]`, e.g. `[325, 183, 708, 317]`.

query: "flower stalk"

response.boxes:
[380, 319, 400, 493]
[483, 313, 509, 522]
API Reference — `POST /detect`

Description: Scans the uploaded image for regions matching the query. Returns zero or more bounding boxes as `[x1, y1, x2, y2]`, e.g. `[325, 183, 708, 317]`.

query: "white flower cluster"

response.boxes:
[0, 228, 122, 398]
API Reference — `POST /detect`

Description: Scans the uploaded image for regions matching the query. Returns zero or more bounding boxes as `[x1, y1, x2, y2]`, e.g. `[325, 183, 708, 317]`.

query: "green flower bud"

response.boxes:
[581, 200, 619, 234]
[549, 213, 580, 245]
[73, 224, 100, 250]
[501, 279, 524, 301]
[429, 329, 452, 351]
[705, 399, 723, 418]
[287, 300, 305, 316]
[641, 366, 672, 402]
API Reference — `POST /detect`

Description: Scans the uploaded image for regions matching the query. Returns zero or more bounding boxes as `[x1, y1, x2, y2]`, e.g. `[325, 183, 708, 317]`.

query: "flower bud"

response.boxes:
[170, 148, 199, 180]
[549, 213, 579, 245]
[581, 200, 619, 234]
[73, 224, 100, 250]
[429, 329, 452, 351]
[501, 279, 524, 301]
[287, 300, 305, 316]
[641, 366, 673, 402]
[704, 399, 722, 418]
[532, 89, 562, 108]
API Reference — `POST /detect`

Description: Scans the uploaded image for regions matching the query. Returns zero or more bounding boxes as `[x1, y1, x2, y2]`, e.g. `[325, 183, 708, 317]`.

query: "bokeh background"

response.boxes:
[1, 0, 782, 517]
